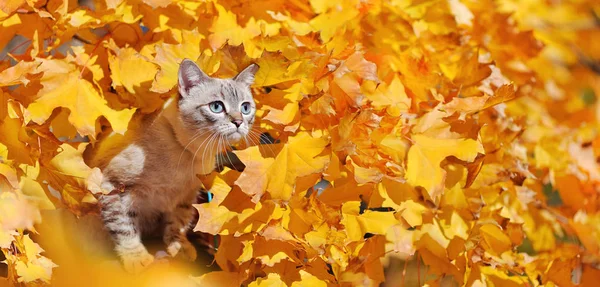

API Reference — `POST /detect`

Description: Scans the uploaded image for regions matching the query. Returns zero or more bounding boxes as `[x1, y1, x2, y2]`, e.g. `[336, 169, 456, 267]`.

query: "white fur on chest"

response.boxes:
[102, 135, 214, 214]
[99, 100, 220, 215]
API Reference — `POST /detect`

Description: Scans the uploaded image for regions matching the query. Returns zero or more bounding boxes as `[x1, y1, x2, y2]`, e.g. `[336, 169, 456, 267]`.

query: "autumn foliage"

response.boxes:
[1, 0, 600, 286]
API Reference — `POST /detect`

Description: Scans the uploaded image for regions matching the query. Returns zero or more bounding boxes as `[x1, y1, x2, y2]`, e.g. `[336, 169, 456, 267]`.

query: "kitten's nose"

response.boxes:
[232, 120, 242, 128]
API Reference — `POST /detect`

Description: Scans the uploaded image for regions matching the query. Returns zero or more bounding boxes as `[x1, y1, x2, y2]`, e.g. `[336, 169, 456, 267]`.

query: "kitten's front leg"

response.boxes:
[163, 201, 197, 261]
[99, 193, 154, 273]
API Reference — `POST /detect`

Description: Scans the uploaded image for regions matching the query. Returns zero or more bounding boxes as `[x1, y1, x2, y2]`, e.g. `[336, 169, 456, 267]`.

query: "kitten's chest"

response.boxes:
[140, 154, 205, 202]
[140, 171, 200, 211]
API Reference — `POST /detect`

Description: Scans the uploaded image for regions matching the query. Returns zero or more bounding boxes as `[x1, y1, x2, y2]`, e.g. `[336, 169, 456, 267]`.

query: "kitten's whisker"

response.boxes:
[215, 135, 222, 170]
[245, 132, 260, 149]
[191, 132, 211, 177]
[201, 133, 213, 176]
[211, 132, 221, 171]
[251, 129, 276, 144]
[222, 135, 237, 170]
[248, 130, 276, 157]
[211, 133, 220, 169]
[192, 132, 218, 179]
[210, 133, 220, 173]
[250, 130, 276, 153]
[176, 128, 213, 170]
[246, 133, 258, 147]
[243, 135, 250, 150]
[246, 134, 267, 164]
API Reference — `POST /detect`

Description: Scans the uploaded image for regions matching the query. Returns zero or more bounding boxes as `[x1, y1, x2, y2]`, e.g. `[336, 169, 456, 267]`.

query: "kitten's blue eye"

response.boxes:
[209, 101, 224, 113]
[241, 102, 251, 115]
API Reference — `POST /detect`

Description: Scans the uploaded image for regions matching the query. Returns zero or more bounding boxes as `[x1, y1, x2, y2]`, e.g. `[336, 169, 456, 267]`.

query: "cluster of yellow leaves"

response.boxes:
[1, 0, 600, 285]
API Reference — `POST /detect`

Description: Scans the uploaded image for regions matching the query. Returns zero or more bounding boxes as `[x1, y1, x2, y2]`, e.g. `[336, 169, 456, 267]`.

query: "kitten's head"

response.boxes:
[177, 59, 259, 144]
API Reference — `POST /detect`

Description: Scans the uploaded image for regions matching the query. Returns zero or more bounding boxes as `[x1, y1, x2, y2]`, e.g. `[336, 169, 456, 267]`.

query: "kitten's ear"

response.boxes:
[233, 63, 259, 86]
[178, 59, 209, 96]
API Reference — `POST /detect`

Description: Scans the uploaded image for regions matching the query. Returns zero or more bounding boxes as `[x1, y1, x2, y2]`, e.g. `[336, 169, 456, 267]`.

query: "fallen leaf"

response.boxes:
[266, 133, 329, 201]
[406, 134, 484, 201]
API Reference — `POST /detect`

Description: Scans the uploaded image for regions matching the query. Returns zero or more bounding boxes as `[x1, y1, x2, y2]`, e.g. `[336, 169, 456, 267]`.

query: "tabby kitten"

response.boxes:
[96, 59, 258, 273]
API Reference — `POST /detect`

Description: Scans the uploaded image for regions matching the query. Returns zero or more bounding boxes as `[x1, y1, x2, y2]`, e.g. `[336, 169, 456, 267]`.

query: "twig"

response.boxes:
[0, 39, 31, 61]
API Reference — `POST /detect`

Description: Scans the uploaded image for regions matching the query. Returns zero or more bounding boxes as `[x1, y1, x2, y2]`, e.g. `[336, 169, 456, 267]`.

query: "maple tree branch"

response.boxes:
[580, 56, 600, 75]
[570, 43, 600, 75]
[0, 39, 31, 61]
[78, 23, 129, 78]
[72, 34, 93, 45]
[78, 33, 110, 78]
[592, 9, 600, 26]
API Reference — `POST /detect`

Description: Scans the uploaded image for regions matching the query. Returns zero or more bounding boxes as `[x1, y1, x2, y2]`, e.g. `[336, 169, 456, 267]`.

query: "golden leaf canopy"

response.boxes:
[0, 0, 599, 285]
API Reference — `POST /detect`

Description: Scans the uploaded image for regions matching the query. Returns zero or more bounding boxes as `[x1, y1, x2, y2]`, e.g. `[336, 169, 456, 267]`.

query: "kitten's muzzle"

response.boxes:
[228, 112, 243, 128]
[232, 120, 242, 128]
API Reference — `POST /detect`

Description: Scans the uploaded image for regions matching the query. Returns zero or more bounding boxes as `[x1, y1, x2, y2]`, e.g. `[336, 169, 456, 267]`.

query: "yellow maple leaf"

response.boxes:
[386, 225, 416, 257]
[263, 102, 300, 126]
[257, 251, 290, 267]
[334, 52, 379, 82]
[363, 75, 411, 116]
[444, 84, 516, 115]
[15, 261, 51, 283]
[442, 212, 469, 240]
[398, 200, 427, 227]
[0, 161, 19, 189]
[304, 224, 330, 250]
[191, 271, 244, 287]
[341, 201, 362, 241]
[266, 133, 329, 201]
[0, 228, 16, 249]
[534, 139, 569, 170]
[261, 224, 297, 243]
[249, 273, 287, 287]
[309, 4, 360, 43]
[442, 182, 469, 210]
[19, 176, 55, 210]
[253, 56, 297, 87]
[571, 211, 600, 256]
[14, 235, 57, 283]
[192, 204, 236, 235]
[25, 61, 135, 136]
[208, 4, 280, 58]
[341, 201, 398, 242]
[66, 46, 105, 83]
[406, 134, 484, 201]
[267, 12, 312, 36]
[209, 4, 260, 50]
[49, 143, 105, 194]
[108, 45, 158, 94]
[237, 240, 253, 263]
[417, 221, 451, 259]
[290, 271, 327, 287]
[205, 175, 233, 206]
[0, 61, 38, 87]
[357, 210, 398, 235]
[0, 192, 40, 231]
[479, 224, 512, 255]
[151, 30, 204, 93]
[479, 266, 527, 286]
[349, 159, 383, 184]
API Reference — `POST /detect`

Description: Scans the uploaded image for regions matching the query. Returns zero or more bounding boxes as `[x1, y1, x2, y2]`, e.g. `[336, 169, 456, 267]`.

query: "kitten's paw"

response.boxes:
[181, 240, 197, 262]
[166, 239, 197, 261]
[122, 251, 154, 274]
[166, 241, 182, 257]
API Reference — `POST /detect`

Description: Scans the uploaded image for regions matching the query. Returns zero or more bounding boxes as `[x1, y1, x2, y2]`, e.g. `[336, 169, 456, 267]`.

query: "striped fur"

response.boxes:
[96, 60, 258, 273]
